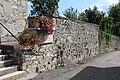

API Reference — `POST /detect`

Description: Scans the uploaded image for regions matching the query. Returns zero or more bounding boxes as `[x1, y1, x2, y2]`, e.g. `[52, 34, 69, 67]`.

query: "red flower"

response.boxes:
[34, 16, 37, 19]
[18, 40, 22, 43]
[18, 30, 39, 46]
[24, 42, 30, 46]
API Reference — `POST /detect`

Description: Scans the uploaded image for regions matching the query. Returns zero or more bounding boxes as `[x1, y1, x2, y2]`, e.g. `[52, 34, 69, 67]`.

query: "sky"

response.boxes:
[28, 0, 119, 16]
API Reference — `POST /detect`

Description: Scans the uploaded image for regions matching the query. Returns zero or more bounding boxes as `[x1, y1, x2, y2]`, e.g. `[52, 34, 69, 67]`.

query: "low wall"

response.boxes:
[99, 36, 120, 53]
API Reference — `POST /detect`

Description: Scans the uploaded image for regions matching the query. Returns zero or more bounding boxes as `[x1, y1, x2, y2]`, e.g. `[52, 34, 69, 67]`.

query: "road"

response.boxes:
[25, 51, 120, 80]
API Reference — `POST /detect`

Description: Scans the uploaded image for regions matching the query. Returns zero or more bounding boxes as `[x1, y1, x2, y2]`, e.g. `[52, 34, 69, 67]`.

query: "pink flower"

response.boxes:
[25, 33, 30, 38]
[42, 23, 45, 27]
[34, 16, 37, 19]
[41, 16, 44, 20]
[46, 17, 49, 21]
[32, 39, 35, 41]
[48, 30, 53, 35]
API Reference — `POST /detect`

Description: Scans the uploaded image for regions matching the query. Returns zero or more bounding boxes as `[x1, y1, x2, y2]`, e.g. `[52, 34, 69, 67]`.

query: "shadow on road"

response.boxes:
[70, 66, 120, 80]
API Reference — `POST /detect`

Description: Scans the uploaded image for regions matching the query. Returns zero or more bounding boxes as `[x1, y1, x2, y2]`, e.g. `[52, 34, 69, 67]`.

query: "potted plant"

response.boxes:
[18, 29, 40, 50]
[34, 16, 55, 35]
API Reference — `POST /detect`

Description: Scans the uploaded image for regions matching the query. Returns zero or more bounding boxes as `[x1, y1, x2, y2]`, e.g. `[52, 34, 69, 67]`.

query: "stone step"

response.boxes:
[0, 71, 26, 80]
[0, 55, 8, 61]
[0, 66, 18, 76]
[0, 60, 13, 68]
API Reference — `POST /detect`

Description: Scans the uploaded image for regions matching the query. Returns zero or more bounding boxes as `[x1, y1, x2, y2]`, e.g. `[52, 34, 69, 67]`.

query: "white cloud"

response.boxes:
[93, 0, 119, 11]
[106, 0, 119, 5]
[82, 0, 119, 12]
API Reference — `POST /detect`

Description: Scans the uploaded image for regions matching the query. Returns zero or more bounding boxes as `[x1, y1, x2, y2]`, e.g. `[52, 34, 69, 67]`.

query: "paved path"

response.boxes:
[30, 51, 120, 80]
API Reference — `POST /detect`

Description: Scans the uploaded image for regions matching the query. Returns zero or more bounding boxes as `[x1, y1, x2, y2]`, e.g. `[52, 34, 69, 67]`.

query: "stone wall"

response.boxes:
[0, 0, 27, 38]
[20, 44, 62, 73]
[99, 35, 120, 53]
[12, 17, 120, 73]
[19, 19, 101, 73]
[54, 19, 99, 64]
[111, 36, 120, 50]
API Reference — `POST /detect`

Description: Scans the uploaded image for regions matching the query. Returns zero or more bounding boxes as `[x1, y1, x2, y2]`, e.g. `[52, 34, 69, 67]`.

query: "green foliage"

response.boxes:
[18, 30, 40, 46]
[28, 0, 60, 15]
[112, 22, 120, 36]
[63, 6, 105, 25]
[109, 3, 120, 23]
[80, 6, 105, 25]
[108, 3, 120, 36]
[100, 17, 113, 44]
[100, 17, 113, 33]
[63, 7, 78, 20]
[78, 13, 88, 21]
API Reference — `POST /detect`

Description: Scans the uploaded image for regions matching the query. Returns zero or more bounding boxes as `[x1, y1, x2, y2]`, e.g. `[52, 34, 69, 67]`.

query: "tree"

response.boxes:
[78, 12, 87, 21]
[28, 0, 60, 15]
[63, 7, 78, 20]
[63, 6, 105, 24]
[79, 6, 105, 25]
[108, 3, 120, 36]
[100, 17, 113, 33]
[109, 3, 120, 23]
[100, 17, 113, 43]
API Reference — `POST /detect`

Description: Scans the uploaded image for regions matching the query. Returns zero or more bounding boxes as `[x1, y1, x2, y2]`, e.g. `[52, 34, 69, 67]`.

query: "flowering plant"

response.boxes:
[34, 16, 55, 35]
[18, 30, 40, 46]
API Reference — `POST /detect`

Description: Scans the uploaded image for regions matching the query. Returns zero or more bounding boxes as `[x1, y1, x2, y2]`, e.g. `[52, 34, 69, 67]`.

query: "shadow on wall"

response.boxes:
[70, 66, 120, 80]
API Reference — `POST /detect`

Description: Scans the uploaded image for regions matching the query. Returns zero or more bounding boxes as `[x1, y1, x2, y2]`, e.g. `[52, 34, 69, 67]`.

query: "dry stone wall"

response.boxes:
[54, 19, 99, 64]
[13, 18, 120, 73]
[20, 19, 100, 73]
[99, 35, 120, 53]
[0, 0, 27, 38]
[20, 44, 62, 73]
